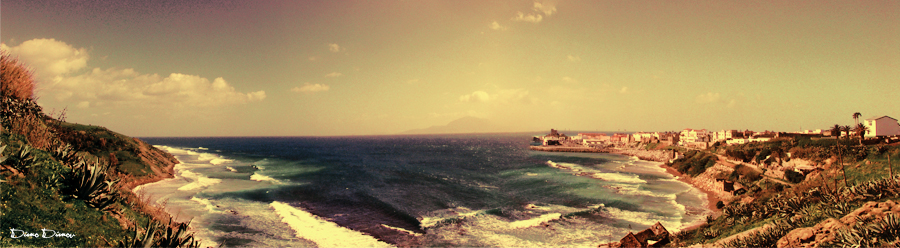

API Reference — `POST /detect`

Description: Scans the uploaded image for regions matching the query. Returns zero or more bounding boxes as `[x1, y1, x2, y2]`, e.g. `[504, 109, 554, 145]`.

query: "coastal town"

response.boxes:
[531, 115, 900, 247]
[534, 115, 900, 151]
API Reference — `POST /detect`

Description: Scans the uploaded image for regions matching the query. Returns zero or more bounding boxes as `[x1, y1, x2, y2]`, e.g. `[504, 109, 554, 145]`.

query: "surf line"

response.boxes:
[270, 201, 393, 247]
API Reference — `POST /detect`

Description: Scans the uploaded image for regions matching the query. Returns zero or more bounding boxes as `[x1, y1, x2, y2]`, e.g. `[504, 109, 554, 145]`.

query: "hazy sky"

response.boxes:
[2, 0, 898, 137]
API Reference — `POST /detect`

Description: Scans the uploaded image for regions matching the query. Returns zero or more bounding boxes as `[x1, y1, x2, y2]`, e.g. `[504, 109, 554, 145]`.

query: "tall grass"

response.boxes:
[1, 51, 54, 149]
[8, 113, 54, 149]
[1, 52, 35, 100]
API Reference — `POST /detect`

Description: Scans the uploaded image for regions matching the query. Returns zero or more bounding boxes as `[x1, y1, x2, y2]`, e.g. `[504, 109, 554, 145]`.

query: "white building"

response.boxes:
[632, 132, 657, 142]
[679, 129, 710, 144]
[864, 116, 900, 137]
[802, 129, 824, 135]
[726, 138, 748, 145]
[712, 130, 739, 141]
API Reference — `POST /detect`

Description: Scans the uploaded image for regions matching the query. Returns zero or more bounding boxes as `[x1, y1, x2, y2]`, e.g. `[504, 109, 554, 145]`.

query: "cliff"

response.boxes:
[1, 52, 192, 247]
[50, 121, 178, 189]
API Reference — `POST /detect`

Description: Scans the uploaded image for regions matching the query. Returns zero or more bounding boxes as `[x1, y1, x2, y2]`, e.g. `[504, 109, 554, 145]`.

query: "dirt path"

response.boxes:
[716, 155, 791, 186]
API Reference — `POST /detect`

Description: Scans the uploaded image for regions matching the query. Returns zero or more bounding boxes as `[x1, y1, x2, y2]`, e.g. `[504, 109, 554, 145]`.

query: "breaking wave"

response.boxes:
[270, 201, 393, 248]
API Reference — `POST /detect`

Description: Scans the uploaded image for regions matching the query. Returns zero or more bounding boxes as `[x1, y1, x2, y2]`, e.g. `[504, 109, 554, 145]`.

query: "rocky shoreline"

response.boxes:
[533, 145, 725, 216]
[609, 148, 674, 162]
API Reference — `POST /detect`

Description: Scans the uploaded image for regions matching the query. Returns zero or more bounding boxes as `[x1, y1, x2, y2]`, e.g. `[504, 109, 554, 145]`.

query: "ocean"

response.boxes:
[137, 134, 709, 247]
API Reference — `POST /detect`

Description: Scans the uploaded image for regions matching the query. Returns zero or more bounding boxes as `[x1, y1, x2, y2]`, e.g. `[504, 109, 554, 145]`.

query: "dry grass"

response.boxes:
[1, 51, 36, 100]
[2, 51, 55, 149]
[8, 113, 54, 150]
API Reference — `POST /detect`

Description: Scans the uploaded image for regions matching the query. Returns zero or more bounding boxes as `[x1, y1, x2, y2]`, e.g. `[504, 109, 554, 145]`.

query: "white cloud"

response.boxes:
[620, 86, 629, 94]
[328, 43, 342, 53]
[459, 89, 533, 105]
[512, 1, 557, 23]
[533, 1, 557, 16]
[4, 38, 266, 109]
[325, 72, 342, 78]
[512, 12, 543, 23]
[459, 91, 491, 102]
[55, 69, 266, 107]
[489, 21, 507, 31]
[1, 38, 89, 79]
[696, 92, 721, 104]
[292, 83, 330, 93]
[567, 55, 580, 62]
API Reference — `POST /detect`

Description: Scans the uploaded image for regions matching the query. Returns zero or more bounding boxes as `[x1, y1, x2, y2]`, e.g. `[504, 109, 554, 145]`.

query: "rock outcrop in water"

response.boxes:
[597, 222, 670, 248]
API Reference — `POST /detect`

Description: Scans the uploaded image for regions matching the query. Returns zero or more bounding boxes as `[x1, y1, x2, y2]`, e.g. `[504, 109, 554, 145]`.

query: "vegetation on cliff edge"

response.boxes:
[1, 51, 197, 247]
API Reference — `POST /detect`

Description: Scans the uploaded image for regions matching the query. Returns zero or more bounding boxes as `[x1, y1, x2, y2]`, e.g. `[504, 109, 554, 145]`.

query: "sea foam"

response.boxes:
[250, 173, 282, 184]
[508, 213, 562, 229]
[178, 170, 222, 191]
[210, 158, 234, 165]
[270, 201, 393, 248]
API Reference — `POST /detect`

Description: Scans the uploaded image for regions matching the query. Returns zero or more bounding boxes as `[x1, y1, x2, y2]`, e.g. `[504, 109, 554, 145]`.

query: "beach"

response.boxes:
[134, 136, 718, 247]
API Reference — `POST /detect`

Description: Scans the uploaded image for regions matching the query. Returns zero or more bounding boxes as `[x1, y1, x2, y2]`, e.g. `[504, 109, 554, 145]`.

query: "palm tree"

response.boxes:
[855, 123, 869, 145]
[853, 112, 862, 126]
[841, 125, 852, 139]
[831, 124, 841, 137]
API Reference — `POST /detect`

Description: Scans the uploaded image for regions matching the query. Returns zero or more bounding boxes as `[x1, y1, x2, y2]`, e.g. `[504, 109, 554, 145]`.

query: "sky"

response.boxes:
[2, 0, 898, 137]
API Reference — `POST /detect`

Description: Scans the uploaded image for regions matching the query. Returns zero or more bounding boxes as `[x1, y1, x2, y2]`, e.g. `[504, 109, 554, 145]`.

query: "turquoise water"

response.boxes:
[138, 134, 709, 247]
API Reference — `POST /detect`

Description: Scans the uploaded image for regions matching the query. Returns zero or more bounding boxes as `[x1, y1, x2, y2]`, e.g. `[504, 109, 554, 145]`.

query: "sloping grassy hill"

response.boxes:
[1, 52, 195, 247]
[664, 138, 900, 247]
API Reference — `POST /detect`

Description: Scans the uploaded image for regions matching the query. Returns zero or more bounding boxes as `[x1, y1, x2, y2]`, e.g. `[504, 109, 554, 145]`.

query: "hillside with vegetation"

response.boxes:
[1, 52, 198, 247]
[664, 136, 900, 247]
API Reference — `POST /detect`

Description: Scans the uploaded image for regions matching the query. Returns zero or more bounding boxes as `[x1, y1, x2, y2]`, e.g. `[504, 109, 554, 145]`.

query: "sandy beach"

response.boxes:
[663, 164, 722, 212]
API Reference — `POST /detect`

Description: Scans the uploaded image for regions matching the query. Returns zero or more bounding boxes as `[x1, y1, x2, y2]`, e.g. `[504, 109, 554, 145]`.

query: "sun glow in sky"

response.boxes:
[2, 1, 898, 136]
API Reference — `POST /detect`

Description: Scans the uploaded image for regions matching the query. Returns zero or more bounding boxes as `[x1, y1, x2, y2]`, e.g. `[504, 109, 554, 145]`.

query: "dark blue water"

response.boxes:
[138, 134, 708, 247]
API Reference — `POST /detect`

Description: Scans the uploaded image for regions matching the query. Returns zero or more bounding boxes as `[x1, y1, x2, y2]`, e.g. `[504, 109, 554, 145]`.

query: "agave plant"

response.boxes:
[869, 214, 900, 243]
[835, 225, 878, 247]
[118, 219, 157, 248]
[156, 218, 200, 248]
[824, 201, 855, 219]
[63, 158, 120, 211]
[3, 144, 37, 174]
[51, 142, 80, 166]
[118, 218, 200, 248]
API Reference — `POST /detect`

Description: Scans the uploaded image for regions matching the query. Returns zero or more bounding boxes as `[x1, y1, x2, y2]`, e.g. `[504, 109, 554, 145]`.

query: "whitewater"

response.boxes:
[135, 135, 710, 247]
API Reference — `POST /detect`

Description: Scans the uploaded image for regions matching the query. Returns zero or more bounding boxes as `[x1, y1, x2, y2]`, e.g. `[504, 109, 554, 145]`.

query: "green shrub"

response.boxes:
[62, 158, 120, 212]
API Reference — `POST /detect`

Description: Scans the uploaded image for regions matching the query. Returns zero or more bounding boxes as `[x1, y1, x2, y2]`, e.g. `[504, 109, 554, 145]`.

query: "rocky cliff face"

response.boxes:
[123, 137, 178, 188]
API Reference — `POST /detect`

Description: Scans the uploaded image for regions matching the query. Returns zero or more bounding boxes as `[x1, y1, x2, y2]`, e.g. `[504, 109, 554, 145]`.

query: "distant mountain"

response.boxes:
[401, 116, 510, 135]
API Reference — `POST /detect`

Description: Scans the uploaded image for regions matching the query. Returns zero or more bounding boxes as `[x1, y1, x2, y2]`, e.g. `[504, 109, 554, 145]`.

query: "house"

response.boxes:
[580, 133, 608, 140]
[657, 132, 679, 146]
[712, 130, 739, 141]
[679, 129, 710, 149]
[542, 129, 565, 145]
[802, 129, 825, 135]
[679, 129, 710, 144]
[632, 132, 657, 143]
[726, 138, 748, 145]
[580, 133, 609, 146]
[864, 116, 900, 137]
[611, 133, 630, 143]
